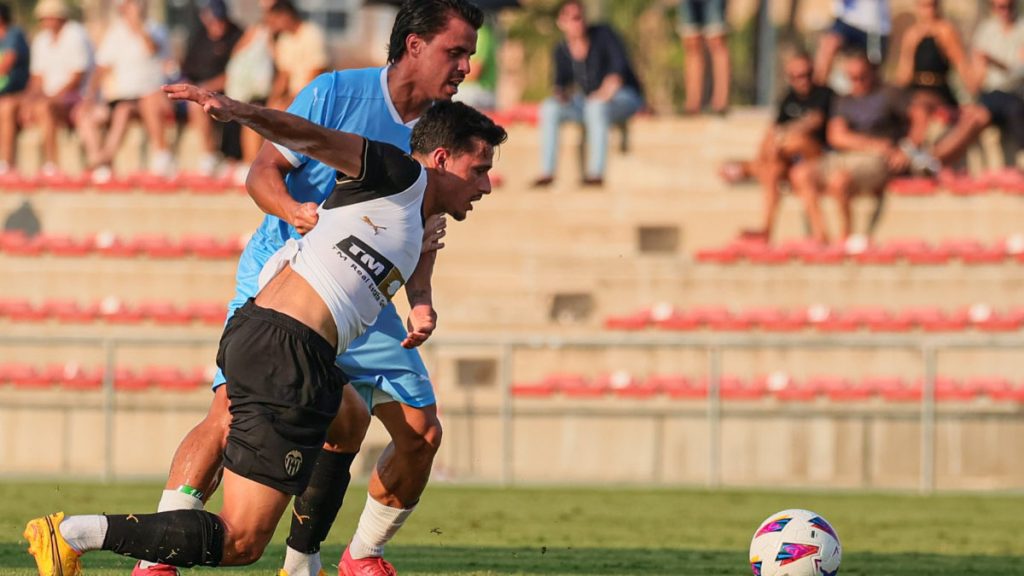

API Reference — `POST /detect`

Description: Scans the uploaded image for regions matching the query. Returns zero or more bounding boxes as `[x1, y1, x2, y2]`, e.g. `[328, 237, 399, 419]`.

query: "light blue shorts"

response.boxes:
[212, 234, 435, 411]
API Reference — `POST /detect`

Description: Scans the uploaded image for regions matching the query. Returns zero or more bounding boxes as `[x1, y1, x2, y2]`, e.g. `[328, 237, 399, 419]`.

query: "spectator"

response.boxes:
[678, 0, 730, 115]
[181, 0, 243, 176]
[223, 0, 275, 182]
[266, 0, 328, 108]
[894, 0, 969, 110]
[726, 51, 832, 242]
[965, 0, 1024, 174]
[814, 0, 891, 86]
[0, 2, 29, 175]
[77, 0, 173, 181]
[791, 52, 910, 243]
[532, 0, 644, 188]
[453, 19, 497, 110]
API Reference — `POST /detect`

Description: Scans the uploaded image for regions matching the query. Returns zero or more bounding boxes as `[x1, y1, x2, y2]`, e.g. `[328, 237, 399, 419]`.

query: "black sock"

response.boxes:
[286, 450, 357, 554]
[102, 510, 224, 567]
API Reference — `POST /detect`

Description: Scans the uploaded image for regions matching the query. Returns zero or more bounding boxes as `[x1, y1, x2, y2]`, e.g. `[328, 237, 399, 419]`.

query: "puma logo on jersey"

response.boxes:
[362, 216, 387, 235]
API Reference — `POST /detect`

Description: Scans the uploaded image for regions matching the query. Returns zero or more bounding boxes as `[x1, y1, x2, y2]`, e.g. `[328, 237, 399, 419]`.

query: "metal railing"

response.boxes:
[2, 332, 1022, 492]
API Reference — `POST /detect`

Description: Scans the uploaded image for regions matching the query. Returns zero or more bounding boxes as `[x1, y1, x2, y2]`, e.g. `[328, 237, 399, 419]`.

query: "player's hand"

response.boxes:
[421, 213, 446, 254]
[402, 304, 437, 348]
[289, 202, 319, 235]
[162, 83, 236, 122]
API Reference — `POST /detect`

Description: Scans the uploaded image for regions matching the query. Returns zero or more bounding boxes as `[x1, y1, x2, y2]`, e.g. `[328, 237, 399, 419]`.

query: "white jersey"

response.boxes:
[833, 0, 890, 36]
[259, 139, 426, 353]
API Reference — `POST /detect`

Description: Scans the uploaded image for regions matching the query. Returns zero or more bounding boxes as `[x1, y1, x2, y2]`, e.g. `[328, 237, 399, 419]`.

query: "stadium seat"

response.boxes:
[43, 234, 95, 257]
[888, 177, 938, 196]
[0, 231, 45, 256]
[142, 366, 203, 391]
[654, 309, 701, 331]
[114, 367, 150, 392]
[853, 244, 900, 265]
[695, 245, 741, 264]
[182, 235, 239, 259]
[763, 374, 817, 401]
[603, 310, 649, 330]
[816, 376, 872, 401]
[651, 375, 703, 399]
[49, 363, 104, 391]
[184, 302, 227, 325]
[873, 377, 922, 402]
[44, 299, 99, 324]
[95, 232, 140, 257]
[510, 380, 557, 397]
[926, 377, 977, 402]
[4, 299, 48, 322]
[136, 235, 187, 259]
[554, 373, 608, 398]
[713, 376, 765, 400]
[6, 364, 53, 389]
[137, 301, 192, 325]
[98, 298, 144, 324]
[798, 245, 845, 265]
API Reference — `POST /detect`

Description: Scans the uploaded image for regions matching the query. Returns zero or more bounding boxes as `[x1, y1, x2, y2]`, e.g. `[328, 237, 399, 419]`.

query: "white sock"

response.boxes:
[59, 515, 108, 553]
[348, 496, 415, 560]
[283, 545, 322, 576]
[138, 489, 204, 569]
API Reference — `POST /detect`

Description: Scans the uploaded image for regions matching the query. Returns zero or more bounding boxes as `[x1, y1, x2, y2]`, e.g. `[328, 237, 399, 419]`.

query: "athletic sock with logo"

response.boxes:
[347, 496, 415, 559]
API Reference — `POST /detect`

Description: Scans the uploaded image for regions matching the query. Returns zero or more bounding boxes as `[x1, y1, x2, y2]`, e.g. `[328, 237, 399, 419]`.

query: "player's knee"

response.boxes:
[398, 416, 442, 459]
[223, 527, 272, 566]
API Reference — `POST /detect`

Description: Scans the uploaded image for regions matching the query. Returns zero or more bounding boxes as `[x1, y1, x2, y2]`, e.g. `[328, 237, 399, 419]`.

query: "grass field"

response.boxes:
[1, 481, 1023, 575]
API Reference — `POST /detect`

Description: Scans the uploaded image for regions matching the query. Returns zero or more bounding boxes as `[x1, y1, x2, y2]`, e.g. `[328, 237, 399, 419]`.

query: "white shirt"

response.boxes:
[833, 0, 891, 36]
[259, 140, 426, 354]
[973, 17, 1024, 93]
[30, 20, 92, 97]
[95, 19, 168, 100]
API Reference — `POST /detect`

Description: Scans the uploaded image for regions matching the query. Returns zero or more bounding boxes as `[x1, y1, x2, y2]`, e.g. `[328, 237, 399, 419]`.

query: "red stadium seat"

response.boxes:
[44, 299, 99, 324]
[711, 376, 764, 400]
[184, 301, 227, 326]
[4, 300, 48, 322]
[7, 364, 53, 389]
[94, 232, 139, 257]
[798, 245, 846, 265]
[510, 381, 556, 397]
[99, 297, 144, 324]
[94, 176, 137, 193]
[603, 310, 650, 330]
[137, 301, 192, 325]
[816, 311, 861, 333]
[925, 377, 977, 402]
[853, 244, 900, 265]
[888, 177, 938, 196]
[114, 367, 150, 392]
[816, 376, 871, 401]
[654, 309, 701, 331]
[135, 235, 187, 259]
[182, 235, 238, 259]
[50, 363, 104, 391]
[651, 375, 703, 399]
[0, 232, 45, 256]
[142, 366, 203, 391]
[872, 377, 921, 402]
[43, 234, 95, 257]
[695, 245, 741, 264]
[554, 373, 607, 398]
[763, 374, 817, 401]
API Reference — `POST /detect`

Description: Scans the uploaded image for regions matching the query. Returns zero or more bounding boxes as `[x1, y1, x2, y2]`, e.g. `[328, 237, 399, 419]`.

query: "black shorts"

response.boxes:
[218, 299, 346, 495]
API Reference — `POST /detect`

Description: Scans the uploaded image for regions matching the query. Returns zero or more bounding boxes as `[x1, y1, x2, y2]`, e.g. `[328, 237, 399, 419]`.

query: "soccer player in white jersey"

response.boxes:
[133, 2, 484, 576]
[24, 88, 507, 576]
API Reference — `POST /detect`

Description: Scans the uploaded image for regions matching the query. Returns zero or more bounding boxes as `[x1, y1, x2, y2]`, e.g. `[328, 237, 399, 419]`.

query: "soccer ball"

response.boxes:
[748, 509, 841, 576]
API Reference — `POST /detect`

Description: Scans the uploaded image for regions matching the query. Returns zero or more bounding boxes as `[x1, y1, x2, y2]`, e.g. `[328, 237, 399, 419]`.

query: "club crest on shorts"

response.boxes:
[284, 450, 303, 477]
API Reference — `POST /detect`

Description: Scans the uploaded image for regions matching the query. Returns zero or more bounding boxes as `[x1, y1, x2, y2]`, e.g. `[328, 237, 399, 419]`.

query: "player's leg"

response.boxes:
[282, 383, 370, 576]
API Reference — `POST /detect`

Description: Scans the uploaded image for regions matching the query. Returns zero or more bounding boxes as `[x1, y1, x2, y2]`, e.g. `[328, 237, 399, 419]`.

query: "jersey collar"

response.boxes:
[380, 65, 420, 129]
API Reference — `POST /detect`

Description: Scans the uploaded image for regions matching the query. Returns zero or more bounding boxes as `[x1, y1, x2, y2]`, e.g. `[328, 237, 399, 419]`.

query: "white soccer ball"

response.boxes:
[749, 509, 841, 576]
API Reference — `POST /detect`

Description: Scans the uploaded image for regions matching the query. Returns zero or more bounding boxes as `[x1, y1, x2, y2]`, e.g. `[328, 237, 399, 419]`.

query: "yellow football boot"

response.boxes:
[24, 511, 82, 576]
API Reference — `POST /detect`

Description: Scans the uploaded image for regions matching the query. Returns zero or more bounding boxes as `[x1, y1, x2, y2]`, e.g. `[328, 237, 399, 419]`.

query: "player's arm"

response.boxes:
[163, 83, 366, 183]
[247, 143, 319, 234]
[402, 214, 447, 349]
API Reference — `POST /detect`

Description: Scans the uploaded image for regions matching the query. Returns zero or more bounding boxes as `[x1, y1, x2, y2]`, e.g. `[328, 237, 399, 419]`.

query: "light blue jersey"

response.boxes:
[217, 67, 435, 410]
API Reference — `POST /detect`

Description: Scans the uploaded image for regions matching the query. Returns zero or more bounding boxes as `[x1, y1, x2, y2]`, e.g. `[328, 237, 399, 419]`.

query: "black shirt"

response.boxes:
[182, 21, 243, 84]
[775, 85, 833, 145]
[553, 24, 643, 97]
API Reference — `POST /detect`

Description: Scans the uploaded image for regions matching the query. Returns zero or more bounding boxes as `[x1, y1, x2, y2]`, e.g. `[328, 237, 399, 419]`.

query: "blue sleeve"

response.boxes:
[275, 73, 338, 167]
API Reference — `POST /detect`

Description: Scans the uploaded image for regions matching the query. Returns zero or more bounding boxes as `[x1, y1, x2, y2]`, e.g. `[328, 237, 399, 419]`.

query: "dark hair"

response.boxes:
[387, 0, 484, 64]
[410, 101, 507, 156]
[0, 3, 11, 25]
[557, 0, 584, 14]
[268, 0, 299, 18]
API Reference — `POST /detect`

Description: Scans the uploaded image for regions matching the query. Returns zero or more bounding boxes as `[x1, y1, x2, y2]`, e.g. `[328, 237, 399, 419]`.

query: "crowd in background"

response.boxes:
[0, 0, 328, 184]
[726, 0, 1024, 246]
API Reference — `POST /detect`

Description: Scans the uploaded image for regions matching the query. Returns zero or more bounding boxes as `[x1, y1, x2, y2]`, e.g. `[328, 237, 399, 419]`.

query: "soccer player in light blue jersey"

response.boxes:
[132, 2, 485, 576]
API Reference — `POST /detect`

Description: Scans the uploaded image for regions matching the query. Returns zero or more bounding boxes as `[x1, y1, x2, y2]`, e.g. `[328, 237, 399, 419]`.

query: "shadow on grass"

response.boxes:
[1, 543, 1021, 575]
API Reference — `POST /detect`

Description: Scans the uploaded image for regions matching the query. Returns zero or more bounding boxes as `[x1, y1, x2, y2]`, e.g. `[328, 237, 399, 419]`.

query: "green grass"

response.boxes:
[1, 482, 1023, 575]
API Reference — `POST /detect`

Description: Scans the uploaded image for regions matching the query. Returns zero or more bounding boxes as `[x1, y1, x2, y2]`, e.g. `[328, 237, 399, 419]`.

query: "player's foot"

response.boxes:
[339, 545, 397, 576]
[278, 570, 327, 576]
[132, 561, 180, 576]
[23, 511, 83, 576]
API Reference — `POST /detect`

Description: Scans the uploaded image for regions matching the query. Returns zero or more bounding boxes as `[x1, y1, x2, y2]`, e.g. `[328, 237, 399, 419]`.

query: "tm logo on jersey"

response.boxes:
[334, 236, 406, 302]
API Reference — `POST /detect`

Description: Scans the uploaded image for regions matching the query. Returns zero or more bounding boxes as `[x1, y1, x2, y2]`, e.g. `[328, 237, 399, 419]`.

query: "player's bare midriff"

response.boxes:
[254, 263, 338, 347]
